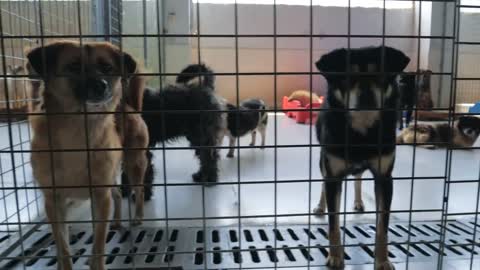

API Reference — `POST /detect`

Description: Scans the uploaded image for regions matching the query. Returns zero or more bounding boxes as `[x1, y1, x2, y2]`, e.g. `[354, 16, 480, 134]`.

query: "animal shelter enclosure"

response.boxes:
[1, 0, 480, 269]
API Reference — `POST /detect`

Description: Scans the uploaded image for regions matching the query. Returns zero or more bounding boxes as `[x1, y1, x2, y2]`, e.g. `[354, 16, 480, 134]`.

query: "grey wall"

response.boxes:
[192, 3, 419, 106]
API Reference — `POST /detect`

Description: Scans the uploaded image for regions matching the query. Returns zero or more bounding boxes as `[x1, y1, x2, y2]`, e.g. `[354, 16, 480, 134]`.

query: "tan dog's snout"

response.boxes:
[82, 78, 111, 105]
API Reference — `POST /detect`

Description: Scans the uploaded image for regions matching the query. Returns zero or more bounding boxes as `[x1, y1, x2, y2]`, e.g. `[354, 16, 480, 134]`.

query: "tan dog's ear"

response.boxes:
[26, 42, 66, 78]
[122, 52, 138, 76]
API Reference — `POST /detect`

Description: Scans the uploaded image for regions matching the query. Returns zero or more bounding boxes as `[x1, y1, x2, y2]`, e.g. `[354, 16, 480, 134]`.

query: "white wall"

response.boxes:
[190, 3, 420, 106]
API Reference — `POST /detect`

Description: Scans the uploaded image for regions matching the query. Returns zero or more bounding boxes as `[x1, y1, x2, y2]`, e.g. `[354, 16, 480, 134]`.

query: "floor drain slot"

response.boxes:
[341, 227, 356, 239]
[164, 246, 175, 262]
[273, 229, 284, 241]
[232, 246, 242, 263]
[153, 230, 163, 242]
[266, 245, 278, 262]
[304, 228, 317, 239]
[196, 230, 203, 243]
[229, 230, 238, 242]
[145, 246, 158, 263]
[411, 243, 431, 257]
[410, 225, 430, 236]
[394, 244, 414, 257]
[124, 246, 137, 264]
[259, 229, 269, 241]
[106, 247, 120, 264]
[423, 242, 446, 256]
[213, 247, 222, 264]
[244, 229, 254, 242]
[169, 230, 178, 242]
[194, 248, 203, 265]
[283, 245, 296, 262]
[212, 230, 220, 243]
[317, 227, 328, 239]
[299, 245, 314, 261]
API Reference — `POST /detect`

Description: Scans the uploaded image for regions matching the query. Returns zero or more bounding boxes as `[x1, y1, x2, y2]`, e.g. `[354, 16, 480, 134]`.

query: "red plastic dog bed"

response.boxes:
[282, 96, 324, 124]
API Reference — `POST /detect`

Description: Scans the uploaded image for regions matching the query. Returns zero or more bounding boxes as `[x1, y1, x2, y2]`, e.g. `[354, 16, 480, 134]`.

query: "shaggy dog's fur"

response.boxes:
[121, 64, 225, 200]
[314, 46, 410, 270]
[225, 98, 268, 158]
[27, 41, 147, 270]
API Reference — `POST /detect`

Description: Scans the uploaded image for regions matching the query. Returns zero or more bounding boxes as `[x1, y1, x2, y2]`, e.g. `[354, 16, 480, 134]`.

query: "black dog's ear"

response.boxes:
[26, 42, 67, 78]
[315, 48, 347, 73]
[383, 46, 410, 73]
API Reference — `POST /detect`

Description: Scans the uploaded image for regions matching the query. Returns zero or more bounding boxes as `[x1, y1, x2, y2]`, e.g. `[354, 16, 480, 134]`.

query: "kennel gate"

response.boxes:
[0, 0, 480, 269]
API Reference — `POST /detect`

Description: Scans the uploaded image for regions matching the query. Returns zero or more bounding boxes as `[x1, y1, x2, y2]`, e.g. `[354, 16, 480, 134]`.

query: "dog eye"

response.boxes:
[66, 62, 81, 73]
[99, 63, 113, 73]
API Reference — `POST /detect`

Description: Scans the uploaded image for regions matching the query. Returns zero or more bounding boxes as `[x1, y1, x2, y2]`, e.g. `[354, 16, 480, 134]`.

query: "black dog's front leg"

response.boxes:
[325, 177, 344, 268]
[370, 154, 395, 270]
[191, 132, 219, 185]
[317, 152, 348, 268]
[373, 173, 394, 270]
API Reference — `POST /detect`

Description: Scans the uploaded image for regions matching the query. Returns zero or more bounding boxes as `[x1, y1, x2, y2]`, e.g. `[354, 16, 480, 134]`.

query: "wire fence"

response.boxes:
[0, 0, 479, 269]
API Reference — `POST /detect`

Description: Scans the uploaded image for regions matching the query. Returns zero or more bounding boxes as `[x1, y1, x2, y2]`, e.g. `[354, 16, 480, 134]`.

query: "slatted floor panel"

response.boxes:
[1, 219, 480, 269]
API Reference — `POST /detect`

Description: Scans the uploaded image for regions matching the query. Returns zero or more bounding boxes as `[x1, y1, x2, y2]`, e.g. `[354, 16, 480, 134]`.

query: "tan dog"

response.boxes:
[27, 41, 148, 270]
[287, 90, 320, 106]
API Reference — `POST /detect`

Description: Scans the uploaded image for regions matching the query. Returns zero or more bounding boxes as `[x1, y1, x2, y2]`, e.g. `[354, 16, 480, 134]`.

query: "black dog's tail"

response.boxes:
[176, 63, 215, 89]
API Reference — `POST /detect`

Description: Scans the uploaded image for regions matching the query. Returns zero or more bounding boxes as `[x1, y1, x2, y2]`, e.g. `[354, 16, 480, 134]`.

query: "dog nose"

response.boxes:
[93, 79, 108, 94]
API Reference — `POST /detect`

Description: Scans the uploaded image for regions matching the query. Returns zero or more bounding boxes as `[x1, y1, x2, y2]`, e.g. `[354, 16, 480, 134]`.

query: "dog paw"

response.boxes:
[313, 205, 326, 216]
[192, 172, 203, 182]
[226, 153, 234, 158]
[375, 260, 395, 270]
[110, 222, 123, 231]
[326, 254, 344, 269]
[144, 191, 153, 201]
[131, 218, 142, 227]
[203, 181, 217, 187]
[354, 200, 365, 212]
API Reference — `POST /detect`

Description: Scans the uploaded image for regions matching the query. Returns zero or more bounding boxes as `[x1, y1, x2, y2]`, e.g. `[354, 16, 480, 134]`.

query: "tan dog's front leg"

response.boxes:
[45, 194, 72, 270]
[91, 190, 111, 270]
[125, 153, 146, 226]
[110, 187, 122, 230]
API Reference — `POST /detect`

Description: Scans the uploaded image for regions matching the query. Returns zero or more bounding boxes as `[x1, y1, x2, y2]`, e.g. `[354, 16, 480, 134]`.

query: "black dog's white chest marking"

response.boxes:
[334, 85, 394, 135]
[349, 111, 379, 135]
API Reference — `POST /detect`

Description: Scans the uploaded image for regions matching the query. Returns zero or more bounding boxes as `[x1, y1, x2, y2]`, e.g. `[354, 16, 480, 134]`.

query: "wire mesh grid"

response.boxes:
[0, 0, 479, 269]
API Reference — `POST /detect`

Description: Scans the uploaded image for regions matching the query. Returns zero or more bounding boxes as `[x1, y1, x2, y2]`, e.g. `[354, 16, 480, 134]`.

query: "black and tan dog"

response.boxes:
[121, 63, 225, 200]
[397, 116, 480, 148]
[225, 98, 268, 158]
[314, 46, 410, 269]
[27, 41, 147, 270]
